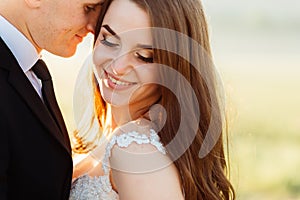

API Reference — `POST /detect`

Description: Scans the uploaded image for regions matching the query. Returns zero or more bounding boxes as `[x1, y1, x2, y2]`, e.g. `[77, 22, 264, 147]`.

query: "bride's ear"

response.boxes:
[24, 0, 42, 8]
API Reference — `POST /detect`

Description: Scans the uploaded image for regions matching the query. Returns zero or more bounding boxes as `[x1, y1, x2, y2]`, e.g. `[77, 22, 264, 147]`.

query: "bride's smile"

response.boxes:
[105, 70, 137, 88]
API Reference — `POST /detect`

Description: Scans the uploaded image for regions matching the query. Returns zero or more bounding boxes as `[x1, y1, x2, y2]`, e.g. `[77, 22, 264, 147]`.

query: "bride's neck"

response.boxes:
[105, 104, 149, 131]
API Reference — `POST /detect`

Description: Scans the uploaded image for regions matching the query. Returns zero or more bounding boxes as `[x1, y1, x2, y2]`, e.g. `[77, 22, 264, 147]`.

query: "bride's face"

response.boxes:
[93, 0, 160, 110]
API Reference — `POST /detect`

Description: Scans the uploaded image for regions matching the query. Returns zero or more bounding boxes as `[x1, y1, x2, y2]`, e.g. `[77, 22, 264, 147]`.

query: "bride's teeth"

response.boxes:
[108, 74, 132, 86]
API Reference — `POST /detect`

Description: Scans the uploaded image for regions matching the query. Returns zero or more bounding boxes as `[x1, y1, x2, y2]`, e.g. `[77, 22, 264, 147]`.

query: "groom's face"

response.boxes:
[30, 0, 104, 57]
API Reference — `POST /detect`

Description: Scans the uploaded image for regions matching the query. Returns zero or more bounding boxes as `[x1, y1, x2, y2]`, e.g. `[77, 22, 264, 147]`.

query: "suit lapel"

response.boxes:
[0, 38, 71, 155]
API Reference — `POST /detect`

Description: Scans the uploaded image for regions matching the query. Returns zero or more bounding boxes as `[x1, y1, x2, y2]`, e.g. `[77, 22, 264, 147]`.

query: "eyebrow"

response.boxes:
[136, 44, 153, 49]
[88, 0, 104, 6]
[94, 0, 105, 5]
[102, 24, 120, 40]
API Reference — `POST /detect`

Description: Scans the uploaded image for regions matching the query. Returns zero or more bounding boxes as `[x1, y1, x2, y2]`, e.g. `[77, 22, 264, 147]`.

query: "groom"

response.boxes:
[0, 0, 102, 199]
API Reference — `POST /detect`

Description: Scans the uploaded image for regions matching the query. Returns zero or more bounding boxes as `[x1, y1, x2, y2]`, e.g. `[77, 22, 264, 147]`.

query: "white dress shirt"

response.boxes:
[0, 15, 43, 98]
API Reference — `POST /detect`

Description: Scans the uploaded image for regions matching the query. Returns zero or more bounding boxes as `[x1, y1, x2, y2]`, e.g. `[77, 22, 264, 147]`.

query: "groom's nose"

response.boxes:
[86, 6, 101, 34]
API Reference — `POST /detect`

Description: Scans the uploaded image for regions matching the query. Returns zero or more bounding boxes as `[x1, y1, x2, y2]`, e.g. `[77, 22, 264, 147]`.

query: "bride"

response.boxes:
[70, 0, 235, 199]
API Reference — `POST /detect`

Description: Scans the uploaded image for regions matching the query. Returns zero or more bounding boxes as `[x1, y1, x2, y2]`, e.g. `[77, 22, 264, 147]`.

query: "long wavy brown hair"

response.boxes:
[89, 0, 235, 199]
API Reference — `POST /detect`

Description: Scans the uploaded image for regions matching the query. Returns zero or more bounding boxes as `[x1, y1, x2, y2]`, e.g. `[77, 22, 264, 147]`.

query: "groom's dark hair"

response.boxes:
[94, 0, 113, 45]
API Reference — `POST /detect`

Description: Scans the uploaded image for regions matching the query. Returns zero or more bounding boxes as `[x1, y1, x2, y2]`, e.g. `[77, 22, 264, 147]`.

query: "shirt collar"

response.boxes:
[0, 15, 40, 72]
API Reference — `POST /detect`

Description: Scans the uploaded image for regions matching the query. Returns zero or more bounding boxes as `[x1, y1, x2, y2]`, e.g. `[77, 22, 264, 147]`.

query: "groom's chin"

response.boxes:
[48, 44, 79, 58]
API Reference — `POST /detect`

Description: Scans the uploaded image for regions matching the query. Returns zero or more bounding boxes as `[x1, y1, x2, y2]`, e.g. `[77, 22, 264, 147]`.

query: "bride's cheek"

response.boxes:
[93, 46, 103, 66]
[93, 46, 116, 66]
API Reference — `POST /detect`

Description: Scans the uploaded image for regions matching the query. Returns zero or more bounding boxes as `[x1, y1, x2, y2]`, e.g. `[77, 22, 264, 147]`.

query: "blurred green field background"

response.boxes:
[42, 0, 300, 199]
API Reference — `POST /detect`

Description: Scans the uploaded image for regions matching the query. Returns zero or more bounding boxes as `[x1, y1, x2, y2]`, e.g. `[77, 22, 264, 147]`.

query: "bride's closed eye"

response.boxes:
[135, 50, 153, 63]
[100, 35, 120, 48]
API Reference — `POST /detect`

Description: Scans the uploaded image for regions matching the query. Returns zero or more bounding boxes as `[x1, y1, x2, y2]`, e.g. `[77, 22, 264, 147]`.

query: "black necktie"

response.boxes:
[32, 59, 65, 133]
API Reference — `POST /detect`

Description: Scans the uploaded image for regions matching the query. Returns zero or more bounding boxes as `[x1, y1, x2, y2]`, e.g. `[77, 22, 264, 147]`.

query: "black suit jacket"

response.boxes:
[0, 37, 73, 200]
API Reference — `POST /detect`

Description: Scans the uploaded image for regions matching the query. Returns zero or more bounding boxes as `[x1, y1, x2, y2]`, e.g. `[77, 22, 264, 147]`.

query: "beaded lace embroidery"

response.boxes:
[69, 129, 166, 200]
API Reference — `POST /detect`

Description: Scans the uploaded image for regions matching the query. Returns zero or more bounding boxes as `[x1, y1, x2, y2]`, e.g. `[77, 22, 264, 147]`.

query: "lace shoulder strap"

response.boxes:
[102, 129, 166, 175]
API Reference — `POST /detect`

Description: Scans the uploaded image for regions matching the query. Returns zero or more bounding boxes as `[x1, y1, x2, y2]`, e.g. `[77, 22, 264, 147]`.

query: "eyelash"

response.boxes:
[100, 35, 153, 63]
[84, 5, 96, 13]
[135, 52, 153, 63]
[100, 35, 119, 47]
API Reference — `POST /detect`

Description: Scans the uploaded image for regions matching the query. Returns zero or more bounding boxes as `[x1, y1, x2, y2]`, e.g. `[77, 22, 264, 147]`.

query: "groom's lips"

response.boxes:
[75, 34, 84, 43]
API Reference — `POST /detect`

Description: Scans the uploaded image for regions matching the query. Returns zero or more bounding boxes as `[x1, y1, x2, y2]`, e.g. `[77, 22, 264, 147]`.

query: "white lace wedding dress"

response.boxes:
[69, 129, 166, 200]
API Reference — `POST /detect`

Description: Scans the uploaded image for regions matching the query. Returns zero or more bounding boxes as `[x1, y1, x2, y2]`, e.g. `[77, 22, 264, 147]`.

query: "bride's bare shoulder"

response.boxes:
[107, 119, 184, 200]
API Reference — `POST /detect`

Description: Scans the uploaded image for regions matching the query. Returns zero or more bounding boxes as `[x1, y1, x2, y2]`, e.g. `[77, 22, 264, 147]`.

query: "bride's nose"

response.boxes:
[111, 53, 134, 76]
